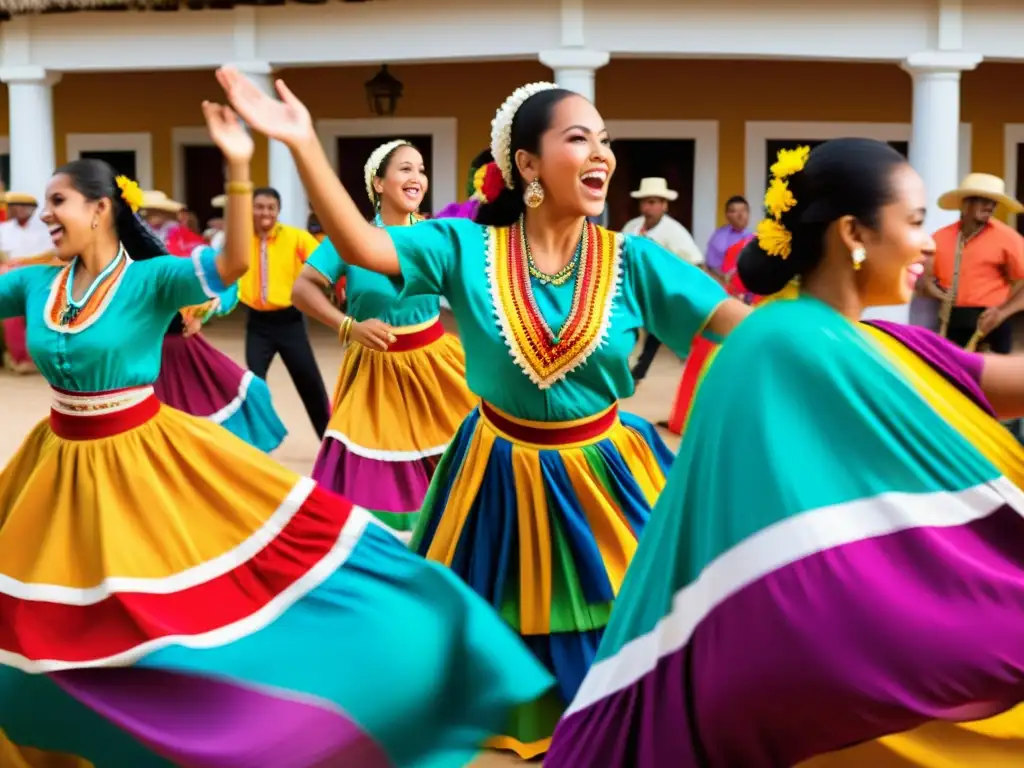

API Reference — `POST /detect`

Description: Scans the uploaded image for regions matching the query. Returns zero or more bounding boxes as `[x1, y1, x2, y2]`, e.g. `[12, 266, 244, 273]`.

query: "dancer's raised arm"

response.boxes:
[215, 66, 399, 275]
[202, 100, 256, 285]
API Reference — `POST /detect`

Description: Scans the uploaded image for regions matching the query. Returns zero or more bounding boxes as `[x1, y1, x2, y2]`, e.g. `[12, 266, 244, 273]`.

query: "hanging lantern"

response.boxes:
[364, 64, 403, 117]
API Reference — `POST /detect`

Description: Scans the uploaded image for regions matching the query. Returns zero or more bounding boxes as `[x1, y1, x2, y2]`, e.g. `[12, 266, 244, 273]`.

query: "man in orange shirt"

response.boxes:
[240, 187, 329, 437]
[921, 174, 1024, 354]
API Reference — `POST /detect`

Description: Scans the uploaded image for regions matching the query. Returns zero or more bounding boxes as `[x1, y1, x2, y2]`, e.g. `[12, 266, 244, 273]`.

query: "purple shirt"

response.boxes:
[705, 225, 751, 274]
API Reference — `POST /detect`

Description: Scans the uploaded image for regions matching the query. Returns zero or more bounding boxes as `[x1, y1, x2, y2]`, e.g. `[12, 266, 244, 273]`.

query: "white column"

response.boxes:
[538, 49, 610, 103]
[901, 51, 981, 231]
[232, 61, 309, 229]
[864, 52, 981, 325]
[0, 66, 60, 204]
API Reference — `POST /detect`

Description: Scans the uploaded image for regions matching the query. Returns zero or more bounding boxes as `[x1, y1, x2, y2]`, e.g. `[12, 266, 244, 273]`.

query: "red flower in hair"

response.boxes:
[480, 162, 505, 203]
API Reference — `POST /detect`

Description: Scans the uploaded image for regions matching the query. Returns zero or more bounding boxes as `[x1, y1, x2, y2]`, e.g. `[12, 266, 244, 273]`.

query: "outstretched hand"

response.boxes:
[202, 101, 254, 165]
[215, 66, 315, 147]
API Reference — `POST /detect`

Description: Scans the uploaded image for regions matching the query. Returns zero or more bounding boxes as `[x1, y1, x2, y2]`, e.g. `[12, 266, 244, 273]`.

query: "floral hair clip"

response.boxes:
[756, 145, 810, 260]
[115, 175, 144, 214]
[490, 82, 558, 190]
[472, 162, 505, 204]
[364, 139, 412, 206]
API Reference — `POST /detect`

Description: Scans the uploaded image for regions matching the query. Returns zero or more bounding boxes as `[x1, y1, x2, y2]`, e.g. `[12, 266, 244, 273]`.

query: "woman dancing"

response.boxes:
[154, 271, 287, 453]
[292, 139, 476, 536]
[549, 139, 1024, 767]
[0, 102, 551, 767]
[217, 68, 748, 758]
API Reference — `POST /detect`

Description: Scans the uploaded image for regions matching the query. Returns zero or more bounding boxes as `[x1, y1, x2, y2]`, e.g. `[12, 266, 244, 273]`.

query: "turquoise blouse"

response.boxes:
[0, 247, 228, 393]
[387, 218, 727, 422]
[307, 237, 440, 328]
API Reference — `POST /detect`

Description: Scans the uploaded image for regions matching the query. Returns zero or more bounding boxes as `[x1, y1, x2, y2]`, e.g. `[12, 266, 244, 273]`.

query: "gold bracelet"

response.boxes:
[338, 316, 353, 344]
[225, 181, 254, 195]
[344, 317, 354, 344]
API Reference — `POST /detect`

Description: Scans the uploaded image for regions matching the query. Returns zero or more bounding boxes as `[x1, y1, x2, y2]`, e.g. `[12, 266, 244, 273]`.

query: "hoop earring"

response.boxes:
[851, 247, 866, 271]
[524, 179, 545, 208]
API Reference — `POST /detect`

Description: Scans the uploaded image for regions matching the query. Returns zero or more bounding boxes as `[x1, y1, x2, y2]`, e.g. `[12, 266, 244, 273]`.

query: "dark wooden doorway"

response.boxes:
[607, 139, 696, 232]
[336, 135, 434, 220]
[80, 150, 137, 181]
[183, 145, 226, 231]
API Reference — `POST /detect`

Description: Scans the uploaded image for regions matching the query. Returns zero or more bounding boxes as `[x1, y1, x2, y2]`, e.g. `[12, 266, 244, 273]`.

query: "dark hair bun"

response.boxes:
[736, 237, 798, 297]
[738, 138, 908, 296]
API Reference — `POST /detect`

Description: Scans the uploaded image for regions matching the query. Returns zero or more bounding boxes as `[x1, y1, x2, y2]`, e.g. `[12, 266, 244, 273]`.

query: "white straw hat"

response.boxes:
[140, 190, 185, 214]
[937, 173, 1024, 214]
[630, 177, 678, 202]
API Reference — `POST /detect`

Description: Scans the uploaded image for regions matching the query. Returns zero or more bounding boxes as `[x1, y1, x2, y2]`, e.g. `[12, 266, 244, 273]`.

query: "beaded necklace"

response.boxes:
[516, 217, 589, 345]
[61, 245, 127, 325]
[522, 215, 583, 286]
[373, 212, 417, 228]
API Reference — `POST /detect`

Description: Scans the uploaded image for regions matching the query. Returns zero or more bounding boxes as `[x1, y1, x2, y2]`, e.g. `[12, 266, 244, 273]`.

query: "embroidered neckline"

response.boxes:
[487, 220, 623, 389]
[44, 246, 132, 334]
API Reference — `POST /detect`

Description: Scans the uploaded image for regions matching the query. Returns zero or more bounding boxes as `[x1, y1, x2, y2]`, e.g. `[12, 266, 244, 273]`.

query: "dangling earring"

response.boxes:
[524, 179, 545, 208]
[851, 247, 866, 271]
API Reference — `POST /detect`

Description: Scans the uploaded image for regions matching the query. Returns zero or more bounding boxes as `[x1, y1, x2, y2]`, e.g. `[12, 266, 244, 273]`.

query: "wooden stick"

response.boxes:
[965, 329, 985, 352]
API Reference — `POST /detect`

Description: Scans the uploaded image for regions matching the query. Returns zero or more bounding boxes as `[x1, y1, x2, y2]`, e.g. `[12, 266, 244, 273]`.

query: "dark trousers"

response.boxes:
[245, 306, 330, 438]
[631, 333, 662, 381]
[946, 306, 1012, 355]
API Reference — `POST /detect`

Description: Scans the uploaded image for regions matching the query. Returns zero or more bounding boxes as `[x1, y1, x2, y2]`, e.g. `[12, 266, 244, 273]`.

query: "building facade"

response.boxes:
[0, 0, 1020, 319]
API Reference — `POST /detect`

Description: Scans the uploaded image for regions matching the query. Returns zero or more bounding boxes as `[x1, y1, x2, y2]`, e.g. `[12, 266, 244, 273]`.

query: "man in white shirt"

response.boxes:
[0, 192, 53, 265]
[622, 177, 704, 382]
[0, 192, 54, 373]
[622, 177, 704, 265]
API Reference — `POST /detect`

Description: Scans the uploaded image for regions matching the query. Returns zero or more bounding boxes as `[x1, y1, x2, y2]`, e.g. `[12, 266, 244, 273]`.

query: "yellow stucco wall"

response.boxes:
[15, 59, 1021, 223]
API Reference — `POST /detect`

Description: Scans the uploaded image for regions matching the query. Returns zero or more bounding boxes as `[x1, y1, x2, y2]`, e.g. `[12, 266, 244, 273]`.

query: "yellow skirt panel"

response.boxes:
[326, 333, 476, 455]
[0, 406, 299, 587]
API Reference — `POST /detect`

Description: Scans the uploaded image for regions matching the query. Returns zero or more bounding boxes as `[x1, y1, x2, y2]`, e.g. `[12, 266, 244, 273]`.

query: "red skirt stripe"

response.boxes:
[49, 395, 161, 440]
[480, 401, 619, 446]
[386, 318, 445, 353]
[0, 485, 353, 665]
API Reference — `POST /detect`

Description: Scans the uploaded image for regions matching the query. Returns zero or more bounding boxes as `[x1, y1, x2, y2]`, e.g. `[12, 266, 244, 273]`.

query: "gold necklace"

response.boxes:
[522, 216, 583, 286]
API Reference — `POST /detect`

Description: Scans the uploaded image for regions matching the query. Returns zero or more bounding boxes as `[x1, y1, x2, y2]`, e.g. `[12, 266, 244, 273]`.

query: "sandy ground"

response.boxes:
[0, 311, 685, 767]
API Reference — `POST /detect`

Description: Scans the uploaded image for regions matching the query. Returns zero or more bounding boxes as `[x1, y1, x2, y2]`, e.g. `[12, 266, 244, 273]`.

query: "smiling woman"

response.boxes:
[290, 139, 477, 539]
[216, 65, 751, 758]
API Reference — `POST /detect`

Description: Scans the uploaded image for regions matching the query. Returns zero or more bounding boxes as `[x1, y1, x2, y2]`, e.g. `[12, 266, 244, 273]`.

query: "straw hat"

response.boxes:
[938, 173, 1024, 214]
[140, 190, 185, 214]
[4, 192, 37, 206]
[630, 177, 678, 201]
[210, 194, 226, 208]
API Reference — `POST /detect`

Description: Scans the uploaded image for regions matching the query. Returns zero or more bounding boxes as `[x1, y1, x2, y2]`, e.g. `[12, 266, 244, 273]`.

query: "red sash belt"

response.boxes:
[386, 317, 445, 353]
[49, 386, 161, 440]
[480, 401, 619, 446]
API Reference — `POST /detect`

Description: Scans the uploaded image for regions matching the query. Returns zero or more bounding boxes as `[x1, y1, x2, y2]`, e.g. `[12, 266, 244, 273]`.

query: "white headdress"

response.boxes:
[364, 139, 412, 205]
[490, 82, 559, 190]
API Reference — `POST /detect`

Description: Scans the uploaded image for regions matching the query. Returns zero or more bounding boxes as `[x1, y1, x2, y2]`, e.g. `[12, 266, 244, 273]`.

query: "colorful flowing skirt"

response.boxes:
[313, 318, 476, 537]
[548, 298, 1024, 767]
[154, 331, 286, 453]
[411, 400, 673, 759]
[0, 385, 554, 767]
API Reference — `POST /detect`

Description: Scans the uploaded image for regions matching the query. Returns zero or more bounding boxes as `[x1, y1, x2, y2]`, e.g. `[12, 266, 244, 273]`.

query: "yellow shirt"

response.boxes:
[239, 223, 321, 311]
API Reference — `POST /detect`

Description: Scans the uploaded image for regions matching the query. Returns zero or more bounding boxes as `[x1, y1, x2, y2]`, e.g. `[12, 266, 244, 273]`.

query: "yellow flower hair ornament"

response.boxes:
[757, 145, 810, 260]
[756, 218, 793, 259]
[115, 175, 144, 214]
